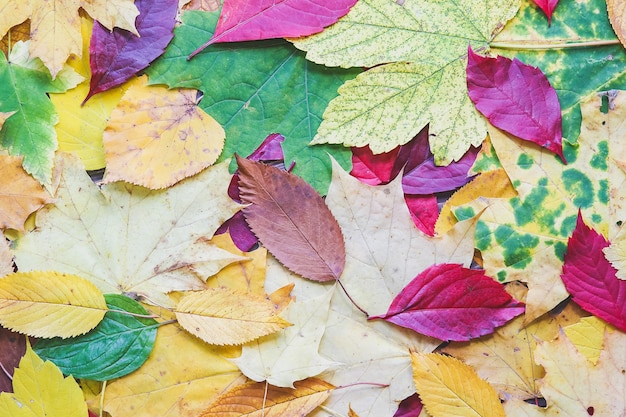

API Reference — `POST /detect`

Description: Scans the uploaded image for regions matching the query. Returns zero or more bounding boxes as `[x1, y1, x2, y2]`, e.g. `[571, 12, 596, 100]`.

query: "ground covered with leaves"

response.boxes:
[1, 0, 626, 416]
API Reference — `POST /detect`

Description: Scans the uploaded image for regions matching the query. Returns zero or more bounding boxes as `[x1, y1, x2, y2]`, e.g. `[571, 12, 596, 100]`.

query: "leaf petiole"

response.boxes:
[489, 39, 620, 50]
[106, 309, 160, 319]
[336, 279, 369, 317]
[0, 362, 13, 380]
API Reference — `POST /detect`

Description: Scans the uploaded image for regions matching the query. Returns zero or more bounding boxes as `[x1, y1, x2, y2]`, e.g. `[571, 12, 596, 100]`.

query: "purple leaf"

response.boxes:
[84, 0, 178, 103]
[394, 392, 423, 417]
[466, 47, 565, 163]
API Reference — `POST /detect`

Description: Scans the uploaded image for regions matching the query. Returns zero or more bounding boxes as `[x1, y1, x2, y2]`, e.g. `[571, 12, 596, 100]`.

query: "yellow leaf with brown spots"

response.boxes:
[0, 154, 51, 231]
[103, 75, 225, 189]
[0, 20, 29, 56]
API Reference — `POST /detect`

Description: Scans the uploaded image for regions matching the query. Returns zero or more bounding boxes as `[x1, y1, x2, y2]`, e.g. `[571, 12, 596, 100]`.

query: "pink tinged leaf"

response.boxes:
[369, 264, 525, 341]
[84, 0, 178, 103]
[394, 393, 424, 417]
[532, 0, 559, 24]
[561, 212, 626, 331]
[189, 0, 358, 58]
[215, 211, 259, 252]
[466, 47, 565, 163]
[405, 194, 438, 237]
[248, 133, 285, 162]
[236, 155, 345, 282]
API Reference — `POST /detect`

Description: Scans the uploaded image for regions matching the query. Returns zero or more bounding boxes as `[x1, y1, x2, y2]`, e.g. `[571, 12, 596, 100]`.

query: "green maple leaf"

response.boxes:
[147, 11, 359, 194]
[292, 0, 520, 165]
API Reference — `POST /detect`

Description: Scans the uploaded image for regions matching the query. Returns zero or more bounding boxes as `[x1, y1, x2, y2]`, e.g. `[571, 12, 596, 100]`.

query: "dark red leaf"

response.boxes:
[189, 0, 358, 58]
[84, 0, 178, 103]
[394, 392, 424, 417]
[369, 264, 525, 341]
[561, 212, 626, 331]
[532, 0, 559, 24]
[236, 155, 345, 281]
[405, 194, 438, 237]
[0, 326, 26, 393]
[466, 47, 565, 163]
[247, 133, 285, 162]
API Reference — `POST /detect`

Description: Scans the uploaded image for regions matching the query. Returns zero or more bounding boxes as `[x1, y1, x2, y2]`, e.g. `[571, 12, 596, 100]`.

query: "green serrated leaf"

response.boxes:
[492, 0, 626, 144]
[0, 51, 60, 185]
[292, 0, 519, 164]
[146, 11, 359, 194]
[34, 294, 158, 381]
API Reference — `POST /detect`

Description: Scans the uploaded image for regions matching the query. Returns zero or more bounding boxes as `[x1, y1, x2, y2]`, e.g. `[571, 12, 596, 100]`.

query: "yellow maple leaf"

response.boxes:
[0, 343, 87, 416]
[175, 287, 292, 345]
[411, 352, 505, 417]
[103, 75, 225, 189]
[0, 154, 51, 231]
[199, 378, 334, 417]
[0, 0, 138, 79]
[0, 271, 107, 338]
[563, 316, 614, 365]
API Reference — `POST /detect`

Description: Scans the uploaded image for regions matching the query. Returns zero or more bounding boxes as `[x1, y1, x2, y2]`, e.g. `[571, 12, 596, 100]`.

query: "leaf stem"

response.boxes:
[0, 362, 13, 380]
[336, 279, 369, 317]
[489, 39, 621, 50]
[107, 309, 160, 319]
[335, 381, 390, 390]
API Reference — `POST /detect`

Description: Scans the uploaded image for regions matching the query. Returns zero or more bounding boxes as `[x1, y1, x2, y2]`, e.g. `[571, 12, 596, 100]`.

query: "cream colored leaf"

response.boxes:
[13, 153, 243, 307]
[0, 237, 13, 277]
[0, 271, 106, 338]
[608, 0, 626, 49]
[412, 352, 505, 417]
[102, 324, 245, 417]
[80, 0, 139, 35]
[563, 316, 614, 365]
[103, 75, 225, 189]
[603, 236, 626, 280]
[199, 378, 334, 417]
[0, 344, 87, 417]
[175, 287, 292, 346]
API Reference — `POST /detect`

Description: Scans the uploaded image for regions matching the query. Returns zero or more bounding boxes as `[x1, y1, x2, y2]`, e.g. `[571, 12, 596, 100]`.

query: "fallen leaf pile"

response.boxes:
[2, 0, 626, 416]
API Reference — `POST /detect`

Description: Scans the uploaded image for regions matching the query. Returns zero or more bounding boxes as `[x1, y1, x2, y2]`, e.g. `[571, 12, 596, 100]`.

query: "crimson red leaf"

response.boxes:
[394, 392, 423, 417]
[236, 155, 345, 281]
[189, 0, 358, 58]
[0, 326, 26, 393]
[466, 47, 565, 163]
[84, 0, 178, 103]
[405, 194, 438, 237]
[561, 212, 626, 331]
[532, 0, 559, 24]
[370, 264, 525, 341]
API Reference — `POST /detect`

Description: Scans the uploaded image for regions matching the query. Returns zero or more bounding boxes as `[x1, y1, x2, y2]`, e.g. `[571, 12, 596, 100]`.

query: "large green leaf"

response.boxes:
[146, 11, 359, 194]
[292, 0, 520, 164]
[491, 0, 626, 144]
[34, 294, 158, 381]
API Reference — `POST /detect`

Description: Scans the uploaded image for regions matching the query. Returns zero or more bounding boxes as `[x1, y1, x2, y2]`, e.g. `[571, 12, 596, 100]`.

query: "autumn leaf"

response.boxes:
[292, 0, 519, 164]
[236, 156, 345, 282]
[13, 153, 243, 307]
[103, 75, 225, 189]
[34, 294, 159, 381]
[0, 271, 107, 338]
[411, 352, 505, 417]
[532, 0, 559, 23]
[394, 393, 424, 417]
[370, 264, 525, 341]
[466, 47, 564, 163]
[0, 0, 139, 79]
[198, 378, 334, 416]
[190, 0, 358, 55]
[608, 0, 626, 48]
[147, 10, 359, 194]
[563, 316, 613, 365]
[85, 0, 178, 102]
[0, 326, 25, 393]
[0, 344, 87, 417]
[0, 155, 51, 231]
[174, 287, 292, 345]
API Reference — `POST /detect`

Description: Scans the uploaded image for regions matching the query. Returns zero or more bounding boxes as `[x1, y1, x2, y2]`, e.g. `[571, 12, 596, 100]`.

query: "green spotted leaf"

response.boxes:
[491, 0, 626, 144]
[33, 294, 158, 381]
[146, 10, 359, 194]
[292, 0, 520, 164]
[456, 93, 626, 322]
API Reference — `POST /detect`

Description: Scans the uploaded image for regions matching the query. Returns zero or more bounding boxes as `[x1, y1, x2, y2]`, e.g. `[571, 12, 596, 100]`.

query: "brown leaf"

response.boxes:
[0, 326, 25, 393]
[236, 155, 345, 282]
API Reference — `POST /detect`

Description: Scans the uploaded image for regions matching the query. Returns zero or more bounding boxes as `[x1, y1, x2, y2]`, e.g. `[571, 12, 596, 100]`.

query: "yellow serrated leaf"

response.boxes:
[103, 75, 225, 189]
[0, 343, 87, 416]
[563, 316, 614, 365]
[0, 271, 107, 338]
[175, 287, 292, 345]
[199, 378, 334, 417]
[411, 352, 505, 417]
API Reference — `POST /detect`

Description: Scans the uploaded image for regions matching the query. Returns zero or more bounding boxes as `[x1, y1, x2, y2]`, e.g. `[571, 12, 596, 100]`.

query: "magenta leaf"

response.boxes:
[394, 393, 423, 417]
[189, 0, 358, 58]
[466, 47, 565, 163]
[532, 0, 559, 24]
[561, 212, 626, 331]
[370, 264, 525, 341]
[405, 194, 438, 237]
[84, 0, 178, 103]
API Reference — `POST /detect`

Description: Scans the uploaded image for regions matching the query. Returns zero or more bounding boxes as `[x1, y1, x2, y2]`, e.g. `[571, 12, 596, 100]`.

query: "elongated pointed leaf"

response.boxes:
[533, 0, 559, 23]
[236, 155, 346, 282]
[561, 213, 626, 331]
[85, 0, 178, 102]
[466, 47, 564, 163]
[34, 294, 158, 381]
[370, 264, 525, 341]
